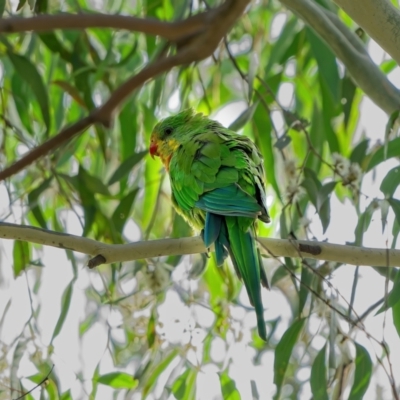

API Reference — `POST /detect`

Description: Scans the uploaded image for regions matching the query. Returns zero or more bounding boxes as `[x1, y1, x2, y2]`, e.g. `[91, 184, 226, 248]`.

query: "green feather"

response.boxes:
[152, 109, 271, 341]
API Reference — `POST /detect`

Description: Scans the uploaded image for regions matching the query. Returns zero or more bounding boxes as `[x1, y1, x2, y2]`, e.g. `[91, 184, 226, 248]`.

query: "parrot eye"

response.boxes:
[164, 127, 173, 136]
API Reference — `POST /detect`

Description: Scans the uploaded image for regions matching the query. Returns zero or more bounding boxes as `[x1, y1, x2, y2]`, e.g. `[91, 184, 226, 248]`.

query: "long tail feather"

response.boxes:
[226, 217, 267, 341]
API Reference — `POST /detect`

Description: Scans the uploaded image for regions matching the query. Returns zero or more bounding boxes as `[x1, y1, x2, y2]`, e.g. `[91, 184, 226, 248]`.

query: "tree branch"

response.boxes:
[1, 222, 399, 268]
[279, 0, 400, 115]
[0, 0, 250, 182]
[333, 0, 400, 66]
[0, 13, 205, 40]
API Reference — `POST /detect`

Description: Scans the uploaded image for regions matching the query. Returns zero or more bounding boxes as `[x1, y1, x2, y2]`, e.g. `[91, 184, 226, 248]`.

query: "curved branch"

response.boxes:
[0, 0, 250, 182]
[333, 0, 400, 66]
[279, 0, 400, 115]
[1, 222, 399, 268]
[0, 13, 205, 40]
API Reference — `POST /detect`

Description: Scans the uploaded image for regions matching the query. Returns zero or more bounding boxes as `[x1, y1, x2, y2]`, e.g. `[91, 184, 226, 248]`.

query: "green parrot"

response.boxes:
[150, 109, 270, 341]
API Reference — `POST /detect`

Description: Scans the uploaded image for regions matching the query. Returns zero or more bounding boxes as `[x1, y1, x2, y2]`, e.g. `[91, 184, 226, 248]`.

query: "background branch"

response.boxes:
[333, 0, 400, 66]
[280, 0, 400, 114]
[0, 0, 250, 182]
[0, 13, 205, 40]
[1, 222, 399, 267]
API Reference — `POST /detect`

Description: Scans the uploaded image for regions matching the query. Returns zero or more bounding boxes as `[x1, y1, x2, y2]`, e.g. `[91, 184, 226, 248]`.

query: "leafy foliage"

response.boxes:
[0, 0, 400, 399]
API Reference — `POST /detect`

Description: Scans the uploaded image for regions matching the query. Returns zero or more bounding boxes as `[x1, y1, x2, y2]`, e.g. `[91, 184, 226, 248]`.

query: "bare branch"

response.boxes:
[0, 0, 250, 182]
[1, 222, 400, 267]
[333, 0, 400, 66]
[280, 0, 400, 115]
[0, 13, 205, 40]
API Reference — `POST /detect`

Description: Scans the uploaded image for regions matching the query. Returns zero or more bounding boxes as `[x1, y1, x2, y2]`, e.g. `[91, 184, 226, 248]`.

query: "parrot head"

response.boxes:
[150, 108, 204, 168]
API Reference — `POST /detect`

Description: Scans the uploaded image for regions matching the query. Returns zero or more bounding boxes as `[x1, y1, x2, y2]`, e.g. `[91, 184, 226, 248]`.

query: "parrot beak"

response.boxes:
[149, 134, 158, 159]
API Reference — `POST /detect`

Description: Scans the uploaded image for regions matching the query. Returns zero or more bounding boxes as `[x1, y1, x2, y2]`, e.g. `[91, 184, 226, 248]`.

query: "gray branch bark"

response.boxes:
[280, 0, 400, 115]
[1, 222, 399, 268]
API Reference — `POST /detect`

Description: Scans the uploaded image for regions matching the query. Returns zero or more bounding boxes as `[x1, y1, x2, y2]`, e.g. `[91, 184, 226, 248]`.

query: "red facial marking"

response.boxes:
[149, 137, 159, 158]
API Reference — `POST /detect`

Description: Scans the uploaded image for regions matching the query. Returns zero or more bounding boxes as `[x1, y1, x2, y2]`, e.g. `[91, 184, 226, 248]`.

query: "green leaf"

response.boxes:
[376, 273, 400, 314]
[142, 349, 179, 398]
[108, 150, 148, 185]
[119, 99, 138, 160]
[350, 139, 369, 166]
[380, 166, 400, 198]
[298, 266, 313, 316]
[16, 0, 26, 10]
[389, 198, 400, 226]
[111, 189, 139, 233]
[310, 344, 328, 400]
[11, 73, 33, 135]
[353, 203, 375, 246]
[348, 343, 372, 400]
[219, 371, 240, 400]
[317, 181, 337, 211]
[392, 299, 400, 338]
[97, 372, 138, 389]
[301, 178, 319, 209]
[366, 137, 400, 172]
[51, 280, 74, 343]
[253, 104, 280, 197]
[0, 0, 5, 16]
[28, 178, 52, 229]
[265, 18, 299, 76]
[79, 167, 110, 196]
[8, 52, 50, 132]
[147, 311, 156, 348]
[341, 73, 357, 129]
[171, 368, 197, 400]
[228, 102, 258, 131]
[13, 240, 31, 277]
[384, 110, 400, 142]
[307, 27, 340, 105]
[273, 318, 305, 399]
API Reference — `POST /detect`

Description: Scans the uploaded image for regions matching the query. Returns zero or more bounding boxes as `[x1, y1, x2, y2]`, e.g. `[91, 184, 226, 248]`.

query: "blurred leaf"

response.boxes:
[16, 0, 26, 10]
[51, 280, 74, 343]
[317, 181, 337, 211]
[301, 178, 319, 209]
[299, 266, 313, 316]
[376, 273, 400, 314]
[273, 318, 305, 399]
[389, 198, 400, 226]
[52, 80, 87, 108]
[366, 137, 400, 172]
[310, 344, 328, 400]
[348, 343, 372, 400]
[219, 371, 240, 400]
[142, 349, 179, 398]
[111, 188, 139, 232]
[28, 178, 52, 229]
[108, 150, 148, 185]
[97, 372, 138, 389]
[274, 134, 291, 150]
[307, 27, 340, 105]
[0, 0, 5, 16]
[147, 311, 156, 348]
[265, 18, 299, 75]
[353, 203, 375, 246]
[253, 103, 280, 197]
[13, 240, 31, 277]
[171, 368, 197, 400]
[392, 298, 400, 338]
[10, 339, 27, 394]
[350, 139, 369, 165]
[228, 102, 258, 131]
[341, 73, 357, 129]
[11, 73, 33, 135]
[8, 51, 50, 132]
[380, 166, 400, 198]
